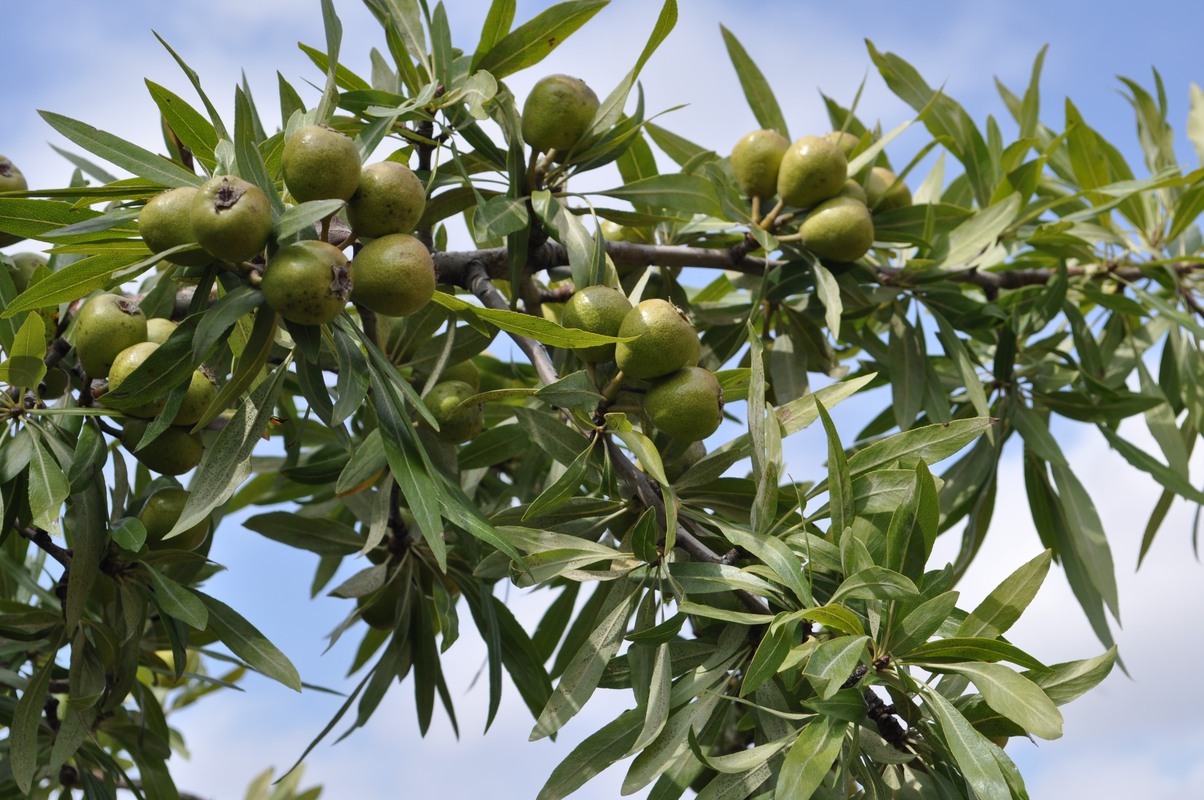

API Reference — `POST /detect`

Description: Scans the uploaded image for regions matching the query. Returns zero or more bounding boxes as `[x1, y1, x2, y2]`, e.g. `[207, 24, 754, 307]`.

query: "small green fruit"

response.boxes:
[0, 155, 26, 192]
[644, 367, 724, 443]
[282, 125, 362, 203]
[261, 240, 352, 325]
[74, 294, 148, 378]
[416, 360, 480, 392]
[777, 135, 848, 209]
[561, 285, 633, 363]
[0, 156, 28, 246]
[139, 187, 211, 266]
[615, 299, 699, 380]
[663, 440, 707, 482]
[190, 176, 273, 263]
[139, 487, 209, 551]
[600, 220, 646, 244]
[800, 196, 874, 262]
[175, 369, 217, 427]
[346, 161, 426, 239]
[425, 380, 484, 444]
[106, 342, 166, 418]
[146, 318, 178, 344]
[865, 167, 912, 213]
[521, 74, 599, 155]
[836, 179, 868, 204]
[825, 130, 860, 159]
[120, 420, 204, 476]
[153, 648, 201, 688]
[6, 252, 47, 293]
[730, 129, 790, 200]
[349, 233, 435, 317]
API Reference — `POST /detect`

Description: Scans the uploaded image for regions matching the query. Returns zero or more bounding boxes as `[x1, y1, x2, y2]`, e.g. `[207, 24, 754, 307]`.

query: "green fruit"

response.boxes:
[6, 252, 47, 293]
[139, 187, 211, 266]
[261, 240, 352, 325]
[865, 167, 912, 212]
[730, 129, 790, 200]
[146, 318, 178, 344]
[416, 360, 480, 392]
[615, 299, 699, 380]
[644, 367, 724, 443]
[425, 380, 484, 444]
[600, 220, 646, 244]
[837, 179, 868, 204]
[139, 487, 209, 551]
[190, 175, 273, 263]
[153, 648, 201, 688]
[349, 233, 435, 316]
[800, 196, 875, 262]
[825, 130, 860, 159]
[175, 369, 217, 427]
[120, 420, 204, 476]
[777, 135, 848, 209]
[561, 285, 633, 363]
[282, 124, 362, 203]
[0, 157, 28, 246]
[106, 342, 166, 418]
[346, 161, 426, 239]
[521, 74, 599, 154]
[0, 155, 27, 193]
[74, 294, 148, 378]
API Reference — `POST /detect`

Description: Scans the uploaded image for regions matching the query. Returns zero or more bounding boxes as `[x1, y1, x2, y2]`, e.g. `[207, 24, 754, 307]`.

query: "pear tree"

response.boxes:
[3, 1, 1203, 798]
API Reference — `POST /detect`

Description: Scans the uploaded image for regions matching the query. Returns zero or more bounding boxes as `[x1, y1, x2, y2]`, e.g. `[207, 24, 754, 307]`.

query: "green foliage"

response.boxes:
[6, 0, 1204, 797]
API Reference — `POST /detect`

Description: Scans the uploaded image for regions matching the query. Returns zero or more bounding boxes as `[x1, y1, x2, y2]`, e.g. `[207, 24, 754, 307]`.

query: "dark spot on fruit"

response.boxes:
[331, 262, 352, 301]
[0, 161, 11, 178]
[115, 298, 143, 317]
[214, 179, 246, 211]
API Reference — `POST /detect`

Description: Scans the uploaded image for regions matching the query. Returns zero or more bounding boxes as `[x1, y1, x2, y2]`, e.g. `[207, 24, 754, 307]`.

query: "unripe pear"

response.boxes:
[350, 233, 435, 317]
[800, 196, 874, 262]
[825, 130, 860, 159]
[865, 167, 912, 212]
[777, 135, 848, 209]
[261, 240, 352, 325]
[730, 129, 790, 200]
[120, 420, 204, 476]
[425, 380, 484, 444]
[561, 284, 633, 363]
[74, 294, 148, 378]
[521, 74, 599, 155]
[615, 299, 699, 380]
[644, 367, 724, 443]
[6, 252, 47, 293]
[190, 176, 273, 263]
[346, 161, 426, 238]
[105, 342, 166, 418]
[282, 124, 361, 202]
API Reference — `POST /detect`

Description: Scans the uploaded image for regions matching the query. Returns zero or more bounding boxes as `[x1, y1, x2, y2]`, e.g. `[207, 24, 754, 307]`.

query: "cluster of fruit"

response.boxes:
[138, 124, 436, 326]
[562, 287, 724, 444]
[730, 128, 911, 261]
[72, 293, 212, 475]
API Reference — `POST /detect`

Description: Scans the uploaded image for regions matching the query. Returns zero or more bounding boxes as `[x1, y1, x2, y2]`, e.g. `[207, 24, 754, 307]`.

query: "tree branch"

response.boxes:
[434, 238, 1204, 293]
[20, 527, 71, 568]
[463, 259, 559, 386]
[462, 263, 772, 615]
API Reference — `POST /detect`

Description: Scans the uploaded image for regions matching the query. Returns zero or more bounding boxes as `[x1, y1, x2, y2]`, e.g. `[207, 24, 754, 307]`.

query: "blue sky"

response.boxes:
[5, 1, 1204, 797]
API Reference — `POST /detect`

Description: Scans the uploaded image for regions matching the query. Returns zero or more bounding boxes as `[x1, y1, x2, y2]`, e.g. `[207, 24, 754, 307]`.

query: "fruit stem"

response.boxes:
[750, 195, 761, 226]
[599, 370, 626, 404]
[758, 199, 786, 230]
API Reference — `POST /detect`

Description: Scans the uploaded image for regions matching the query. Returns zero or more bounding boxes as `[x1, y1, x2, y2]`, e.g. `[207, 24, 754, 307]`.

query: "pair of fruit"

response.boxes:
[258, 231, 435, 325]
[281, 125, 428, 238]
[562, 290, 724, 443]
[139, 177, 273, 266]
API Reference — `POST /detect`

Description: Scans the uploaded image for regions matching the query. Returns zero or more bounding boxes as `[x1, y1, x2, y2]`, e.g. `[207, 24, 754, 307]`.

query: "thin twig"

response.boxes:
[20, 528, 72, 568]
